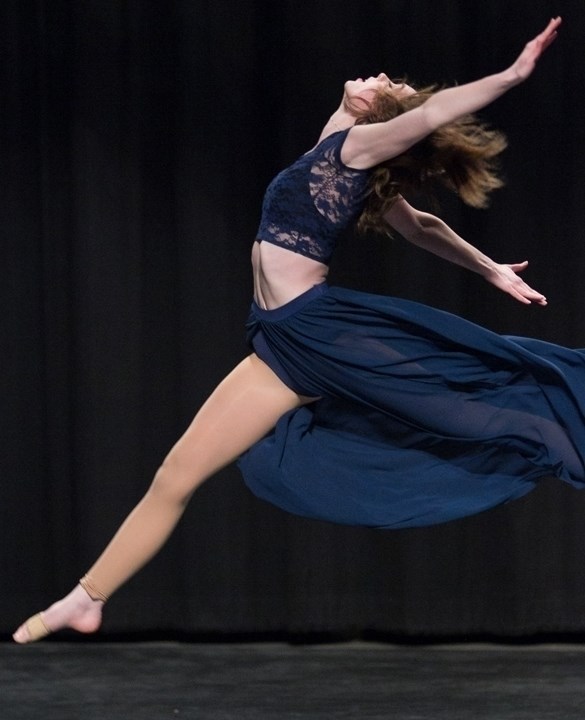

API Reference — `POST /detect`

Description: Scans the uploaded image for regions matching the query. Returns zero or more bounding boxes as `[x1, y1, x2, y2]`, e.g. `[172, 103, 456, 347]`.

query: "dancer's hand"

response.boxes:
[508, 17, 562, 84]
[484, 261, 547, 305]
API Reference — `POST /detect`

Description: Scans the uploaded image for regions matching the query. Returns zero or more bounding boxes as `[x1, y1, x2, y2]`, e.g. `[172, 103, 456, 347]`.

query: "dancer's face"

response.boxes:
[344, 73, 416, 104]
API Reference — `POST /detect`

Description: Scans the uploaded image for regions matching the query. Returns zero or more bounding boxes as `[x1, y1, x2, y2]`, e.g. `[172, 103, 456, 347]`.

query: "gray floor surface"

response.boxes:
[2, 641, 585, 719]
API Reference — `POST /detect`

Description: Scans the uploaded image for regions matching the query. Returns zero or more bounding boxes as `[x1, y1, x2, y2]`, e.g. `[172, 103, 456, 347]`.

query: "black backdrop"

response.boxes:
[2, 0, 585, 639]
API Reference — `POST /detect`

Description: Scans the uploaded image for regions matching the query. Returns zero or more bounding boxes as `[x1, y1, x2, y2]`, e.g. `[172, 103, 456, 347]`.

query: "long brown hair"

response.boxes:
[348, 84, 508, 234]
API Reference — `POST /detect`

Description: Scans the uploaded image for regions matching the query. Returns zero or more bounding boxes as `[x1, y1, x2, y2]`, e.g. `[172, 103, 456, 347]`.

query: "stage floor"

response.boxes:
[2, 641, 585, 719]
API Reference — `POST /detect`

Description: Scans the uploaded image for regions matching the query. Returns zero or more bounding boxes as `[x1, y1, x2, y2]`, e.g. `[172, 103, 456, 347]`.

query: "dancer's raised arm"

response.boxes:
[342, 17, 561, 169]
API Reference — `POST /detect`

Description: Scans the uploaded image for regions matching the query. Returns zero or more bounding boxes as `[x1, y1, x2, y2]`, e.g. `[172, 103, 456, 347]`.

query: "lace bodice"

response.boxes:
[256, 130, 371, 264]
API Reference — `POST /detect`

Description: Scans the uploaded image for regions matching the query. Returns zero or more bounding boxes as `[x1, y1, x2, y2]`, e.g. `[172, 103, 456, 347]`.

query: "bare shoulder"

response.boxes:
[340, 108, 432, 169]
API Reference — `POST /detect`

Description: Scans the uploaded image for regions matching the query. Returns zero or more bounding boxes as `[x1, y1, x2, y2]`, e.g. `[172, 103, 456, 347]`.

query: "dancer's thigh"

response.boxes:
[161, 354, 315, 488]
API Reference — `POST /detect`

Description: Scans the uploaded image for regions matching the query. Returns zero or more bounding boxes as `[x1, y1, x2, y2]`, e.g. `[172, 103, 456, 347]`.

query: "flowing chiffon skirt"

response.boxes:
[238, 284, 585, 529]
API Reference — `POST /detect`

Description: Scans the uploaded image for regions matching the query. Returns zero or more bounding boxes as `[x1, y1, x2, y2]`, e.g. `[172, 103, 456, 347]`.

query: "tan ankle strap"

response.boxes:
[79, 574, 109, 603]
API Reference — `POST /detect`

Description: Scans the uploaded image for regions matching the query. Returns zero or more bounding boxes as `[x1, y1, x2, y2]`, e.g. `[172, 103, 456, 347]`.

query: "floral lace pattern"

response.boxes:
[309, 145, 365, 224]
[256, 131, 370, 264]
[261, 224, 326, 260]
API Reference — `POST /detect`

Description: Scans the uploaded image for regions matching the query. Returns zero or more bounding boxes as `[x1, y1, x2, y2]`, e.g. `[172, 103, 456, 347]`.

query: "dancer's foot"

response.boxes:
[12, 584, 104, 644]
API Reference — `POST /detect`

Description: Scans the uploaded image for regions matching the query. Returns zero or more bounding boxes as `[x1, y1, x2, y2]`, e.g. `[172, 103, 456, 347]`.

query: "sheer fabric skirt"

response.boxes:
[238, 284, 585, 528]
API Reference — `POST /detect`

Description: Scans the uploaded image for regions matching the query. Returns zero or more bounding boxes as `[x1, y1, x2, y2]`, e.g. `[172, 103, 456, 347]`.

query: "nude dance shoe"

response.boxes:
[13, 613, 52, 643]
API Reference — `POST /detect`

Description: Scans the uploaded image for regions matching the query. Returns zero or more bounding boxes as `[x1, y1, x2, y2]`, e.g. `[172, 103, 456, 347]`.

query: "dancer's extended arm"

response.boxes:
[343, 17, 561, 168]
[385, 196, 547, 305]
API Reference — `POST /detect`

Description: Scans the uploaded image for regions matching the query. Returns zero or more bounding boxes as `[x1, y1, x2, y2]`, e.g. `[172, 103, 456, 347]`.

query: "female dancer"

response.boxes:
[14, 17, 565, 643]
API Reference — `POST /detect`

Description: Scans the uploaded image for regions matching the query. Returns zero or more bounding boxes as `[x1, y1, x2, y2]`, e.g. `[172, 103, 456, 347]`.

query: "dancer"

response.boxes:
[14, 18, 565, 643]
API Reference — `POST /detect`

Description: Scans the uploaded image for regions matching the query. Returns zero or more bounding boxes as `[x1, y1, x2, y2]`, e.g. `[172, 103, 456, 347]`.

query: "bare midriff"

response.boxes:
[252, 240, 329, 310]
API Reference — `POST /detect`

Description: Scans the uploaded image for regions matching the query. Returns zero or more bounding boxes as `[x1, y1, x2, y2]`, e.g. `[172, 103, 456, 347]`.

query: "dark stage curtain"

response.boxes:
[2, 0, 585, 639]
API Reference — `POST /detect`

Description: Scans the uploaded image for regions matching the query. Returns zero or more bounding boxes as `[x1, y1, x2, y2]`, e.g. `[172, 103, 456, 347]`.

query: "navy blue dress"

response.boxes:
[238, 130, 585, 529]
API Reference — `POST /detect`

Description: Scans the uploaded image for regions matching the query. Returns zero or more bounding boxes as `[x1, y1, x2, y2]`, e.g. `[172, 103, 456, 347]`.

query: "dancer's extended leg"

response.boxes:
[13, 354, 313, 643]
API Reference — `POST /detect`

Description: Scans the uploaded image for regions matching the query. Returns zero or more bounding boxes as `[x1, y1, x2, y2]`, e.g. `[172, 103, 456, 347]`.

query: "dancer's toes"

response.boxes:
[13, 613, 51, 644]
[12, 584, 104, 644]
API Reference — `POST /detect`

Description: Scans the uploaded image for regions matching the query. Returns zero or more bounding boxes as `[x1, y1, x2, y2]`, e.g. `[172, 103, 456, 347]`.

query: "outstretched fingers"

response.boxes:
[538, 16, 562, 50]
[485, 262, 547, 306]
[530, 17, 562, 57]
[512, 17, 562, 81]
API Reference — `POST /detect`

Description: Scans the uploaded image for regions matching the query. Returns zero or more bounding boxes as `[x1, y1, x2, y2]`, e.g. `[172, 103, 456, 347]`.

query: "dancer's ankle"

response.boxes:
[13, 582, 105, 644]
[79, 574, 109, 603]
